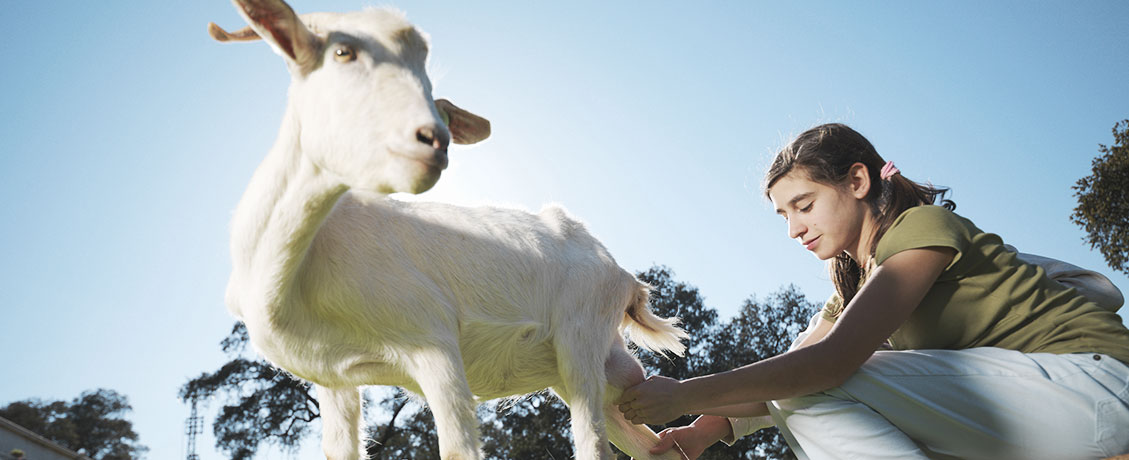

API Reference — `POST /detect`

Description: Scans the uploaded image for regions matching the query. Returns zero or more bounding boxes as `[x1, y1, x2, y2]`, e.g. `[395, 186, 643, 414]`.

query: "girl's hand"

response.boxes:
[650, 425, 709, 460]
[616, 375, 686, 425]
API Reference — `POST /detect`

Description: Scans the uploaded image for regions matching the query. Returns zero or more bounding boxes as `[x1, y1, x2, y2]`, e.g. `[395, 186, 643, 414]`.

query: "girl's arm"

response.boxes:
[617, 246, 955, 424]
[690, 402, 770, 418]
[647, 414, 735, 459]
[685, 316, 835, 419]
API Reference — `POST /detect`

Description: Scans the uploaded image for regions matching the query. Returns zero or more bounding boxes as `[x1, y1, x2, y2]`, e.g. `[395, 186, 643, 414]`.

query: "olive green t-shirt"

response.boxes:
[823, 205, 1129, 365]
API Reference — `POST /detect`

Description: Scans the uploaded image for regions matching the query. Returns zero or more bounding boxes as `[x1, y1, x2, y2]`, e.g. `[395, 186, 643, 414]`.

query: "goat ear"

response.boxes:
[436, 99, 491, 145]
[230, 0, 322, 73]
[207, 23, 261, 42]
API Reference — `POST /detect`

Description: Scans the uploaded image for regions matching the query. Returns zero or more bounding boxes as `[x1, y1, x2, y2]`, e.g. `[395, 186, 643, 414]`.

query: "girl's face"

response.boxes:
[769, 167, 874, 261]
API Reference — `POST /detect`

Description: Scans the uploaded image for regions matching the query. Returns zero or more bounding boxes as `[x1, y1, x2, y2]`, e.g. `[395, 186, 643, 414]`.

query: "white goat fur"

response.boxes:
[213, 1, 688, 459]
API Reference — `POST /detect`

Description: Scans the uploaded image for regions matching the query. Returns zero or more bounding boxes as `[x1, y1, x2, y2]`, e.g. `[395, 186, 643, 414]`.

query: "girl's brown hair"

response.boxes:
[763, 123, 955, 313]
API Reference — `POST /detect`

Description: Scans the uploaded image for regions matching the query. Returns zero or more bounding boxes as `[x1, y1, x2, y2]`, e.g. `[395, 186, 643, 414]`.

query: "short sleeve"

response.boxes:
[820, 293, 844, 323]
[874, 205, 969, 270]
[724, 415, 775, 445]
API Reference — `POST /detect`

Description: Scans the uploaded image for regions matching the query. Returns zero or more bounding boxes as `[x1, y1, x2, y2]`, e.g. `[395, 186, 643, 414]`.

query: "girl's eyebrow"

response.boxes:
[775, 192, 814, 215]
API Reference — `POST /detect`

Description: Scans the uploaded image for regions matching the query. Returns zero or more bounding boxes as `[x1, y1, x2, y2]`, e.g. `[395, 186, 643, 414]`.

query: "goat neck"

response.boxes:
[227, 103, 348, 323]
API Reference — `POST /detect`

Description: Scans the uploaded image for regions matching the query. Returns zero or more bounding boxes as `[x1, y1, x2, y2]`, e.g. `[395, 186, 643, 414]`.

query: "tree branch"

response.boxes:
[369, 398, 409, 456]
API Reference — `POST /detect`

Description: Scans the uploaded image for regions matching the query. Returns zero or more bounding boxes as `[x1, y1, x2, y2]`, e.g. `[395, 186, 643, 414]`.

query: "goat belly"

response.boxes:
[460, 320, 561, 399]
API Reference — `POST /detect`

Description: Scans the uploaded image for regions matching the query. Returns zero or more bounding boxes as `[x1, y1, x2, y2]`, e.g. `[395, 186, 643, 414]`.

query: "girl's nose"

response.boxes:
[788, 218, 805, 240]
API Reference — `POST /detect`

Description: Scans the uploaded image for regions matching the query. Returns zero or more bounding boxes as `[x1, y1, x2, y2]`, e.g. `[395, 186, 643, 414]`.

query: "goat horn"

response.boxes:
[208, 22, 261, 42]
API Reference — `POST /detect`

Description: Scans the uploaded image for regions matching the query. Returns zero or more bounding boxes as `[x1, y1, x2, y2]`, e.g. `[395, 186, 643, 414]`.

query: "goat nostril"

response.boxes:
[416, 126, 436, 146]
[416, 124, 450, 150]
[416, 125, 449, 150]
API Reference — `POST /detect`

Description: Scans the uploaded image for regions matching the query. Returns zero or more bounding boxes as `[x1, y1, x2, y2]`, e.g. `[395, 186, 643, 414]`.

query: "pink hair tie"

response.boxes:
[880, 161, 900, 180]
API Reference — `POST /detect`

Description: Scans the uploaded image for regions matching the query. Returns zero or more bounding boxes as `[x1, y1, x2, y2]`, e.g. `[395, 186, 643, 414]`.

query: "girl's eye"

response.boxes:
[800, 202, 813, 212]
[334, 45, 357, 63]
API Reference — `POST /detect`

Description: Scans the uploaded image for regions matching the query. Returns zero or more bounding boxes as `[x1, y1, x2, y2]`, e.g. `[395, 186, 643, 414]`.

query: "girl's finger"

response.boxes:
[614, 388, 636, 405]
[649, 432, 676, 454]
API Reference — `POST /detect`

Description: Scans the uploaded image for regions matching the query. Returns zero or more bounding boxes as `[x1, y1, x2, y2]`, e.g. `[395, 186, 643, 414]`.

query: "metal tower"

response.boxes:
[185, 397, 205, 460]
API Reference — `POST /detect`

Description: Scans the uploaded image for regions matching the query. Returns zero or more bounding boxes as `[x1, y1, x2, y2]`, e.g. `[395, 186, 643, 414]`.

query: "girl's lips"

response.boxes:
[804, 236, 820, 251]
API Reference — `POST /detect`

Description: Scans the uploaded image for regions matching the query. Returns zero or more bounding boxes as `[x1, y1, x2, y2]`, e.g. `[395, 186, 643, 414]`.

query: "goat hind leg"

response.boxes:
[316, 385, 365, 460]
[555, 336, 617, 460]
[603, 341, 683, 460]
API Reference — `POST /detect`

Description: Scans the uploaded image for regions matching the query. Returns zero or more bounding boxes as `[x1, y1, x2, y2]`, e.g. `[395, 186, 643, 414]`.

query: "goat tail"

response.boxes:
[622, 282, 689, 357]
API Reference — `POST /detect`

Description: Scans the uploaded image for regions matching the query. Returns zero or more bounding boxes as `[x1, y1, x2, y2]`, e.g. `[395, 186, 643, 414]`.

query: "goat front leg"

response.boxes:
[316, 385, 365, 460]
[404, 345, 481, 460]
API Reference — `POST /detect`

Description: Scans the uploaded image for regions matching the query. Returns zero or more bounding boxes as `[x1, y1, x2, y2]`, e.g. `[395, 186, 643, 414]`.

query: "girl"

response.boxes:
[615, 123, 1129, 459]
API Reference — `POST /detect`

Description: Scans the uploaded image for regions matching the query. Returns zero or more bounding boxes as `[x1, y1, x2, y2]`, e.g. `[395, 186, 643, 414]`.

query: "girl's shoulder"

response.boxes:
[877, 205, 978, 266]
[893, 204, 962, 224]
[891, 205, 983, 240]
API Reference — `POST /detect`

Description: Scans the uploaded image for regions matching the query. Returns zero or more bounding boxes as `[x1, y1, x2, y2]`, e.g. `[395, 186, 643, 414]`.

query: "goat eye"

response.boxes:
[333, 46, 356, 63]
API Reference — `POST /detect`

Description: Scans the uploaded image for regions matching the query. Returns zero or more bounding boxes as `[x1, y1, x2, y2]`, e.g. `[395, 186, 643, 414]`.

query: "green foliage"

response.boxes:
[480, 393, 573, 459]
[705, 286, 818, 459]
[366, 394, 439, 459]
[1072, 119, 1129, 275]
[180, 323, 434, 459]
[179, 323, 319, 460]
[0, 389, 148, 460]
[634, 268, 818, 460]
[1, 399, 74, 446]
[636, 266, 723, 379]
[628, 265, 721, 457]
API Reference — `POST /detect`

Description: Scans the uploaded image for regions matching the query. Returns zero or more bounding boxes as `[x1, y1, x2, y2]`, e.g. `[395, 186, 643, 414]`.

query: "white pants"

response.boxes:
[768, 348, 1129, 460]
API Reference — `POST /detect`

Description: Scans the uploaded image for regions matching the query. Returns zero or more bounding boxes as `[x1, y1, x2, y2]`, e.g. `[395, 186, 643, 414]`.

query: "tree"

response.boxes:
[623, 265, 722, 458]
[634, 268, 818, 460]
[180, 322, 436, 459]
[363, 393, 439, 459]
[0, 399, 74, 447]
[0, 389, 148, 460]
[179, 323, 319, 459]
[705, 285, 819, 460]
[1072, 119, 1129, 276]
[635, 266, 723, 380]
[479, 394, 573, 459]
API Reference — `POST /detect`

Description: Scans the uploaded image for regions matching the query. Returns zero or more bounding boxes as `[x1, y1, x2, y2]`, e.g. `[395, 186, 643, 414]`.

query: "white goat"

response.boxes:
[210, 1, 688, 459]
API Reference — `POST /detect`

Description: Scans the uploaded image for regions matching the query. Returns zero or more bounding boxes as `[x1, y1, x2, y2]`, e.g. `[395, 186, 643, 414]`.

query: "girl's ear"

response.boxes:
[848, 162, 872, 199]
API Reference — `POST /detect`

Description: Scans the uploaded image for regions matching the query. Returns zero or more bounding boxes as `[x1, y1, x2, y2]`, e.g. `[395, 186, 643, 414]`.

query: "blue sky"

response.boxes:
[2, 1, 1127, 459]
